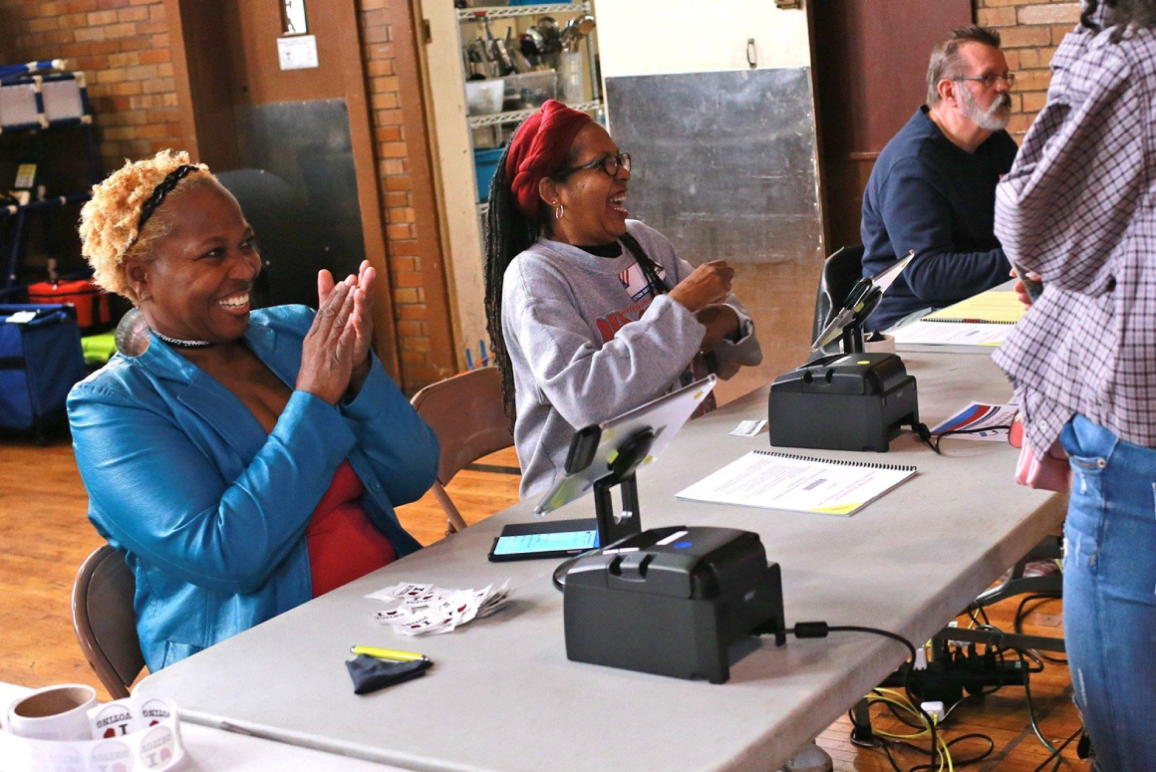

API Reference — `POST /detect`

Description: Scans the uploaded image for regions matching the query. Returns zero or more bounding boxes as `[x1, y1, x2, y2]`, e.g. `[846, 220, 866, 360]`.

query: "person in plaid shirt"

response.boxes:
[993, 2, 1156, 768]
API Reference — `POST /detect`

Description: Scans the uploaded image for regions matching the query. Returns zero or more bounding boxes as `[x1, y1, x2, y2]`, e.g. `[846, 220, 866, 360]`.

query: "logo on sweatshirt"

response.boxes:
[597, 262, 665, 342]
[618, 261, 666, 303]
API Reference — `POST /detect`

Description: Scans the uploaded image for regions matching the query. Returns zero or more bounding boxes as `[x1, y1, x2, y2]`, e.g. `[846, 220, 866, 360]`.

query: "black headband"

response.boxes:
[124, 164, 199, 253]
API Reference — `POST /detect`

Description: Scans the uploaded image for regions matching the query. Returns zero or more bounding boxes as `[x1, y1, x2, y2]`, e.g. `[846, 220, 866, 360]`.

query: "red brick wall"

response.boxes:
[974, 0, 1082, 141]
[356, 0, 440, 389]
[1, 0, 442, 389]
[0, 0, 185, 171]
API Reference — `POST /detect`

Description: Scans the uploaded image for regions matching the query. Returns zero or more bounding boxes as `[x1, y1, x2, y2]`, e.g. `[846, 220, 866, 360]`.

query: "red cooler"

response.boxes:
[28, 279, 112, 334]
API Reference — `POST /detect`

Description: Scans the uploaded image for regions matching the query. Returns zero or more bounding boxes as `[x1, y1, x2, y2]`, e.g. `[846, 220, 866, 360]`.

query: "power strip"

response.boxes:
[880, 650, 1028, 704]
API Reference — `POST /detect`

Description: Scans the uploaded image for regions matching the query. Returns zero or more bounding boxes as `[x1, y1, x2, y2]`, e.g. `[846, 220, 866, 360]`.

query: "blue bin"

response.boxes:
[0, 304, 86, 436]
[475, 147, 504, 203]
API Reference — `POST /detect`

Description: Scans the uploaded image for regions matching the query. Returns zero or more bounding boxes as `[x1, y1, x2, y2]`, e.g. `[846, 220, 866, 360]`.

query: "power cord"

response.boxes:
[1014, 594, 1067, 664]
[914, 423, 940, 455]
[917, 424, 1014, 455]
[788, 623, 949, 771]
[847, 689, 996, 772]
[954, 605, 1077, 763]
[551, 548, 602, 592]
[1028, 725, 1084, 772]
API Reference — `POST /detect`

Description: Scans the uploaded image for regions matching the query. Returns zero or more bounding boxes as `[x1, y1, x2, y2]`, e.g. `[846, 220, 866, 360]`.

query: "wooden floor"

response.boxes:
[0, 435, 1088, 771]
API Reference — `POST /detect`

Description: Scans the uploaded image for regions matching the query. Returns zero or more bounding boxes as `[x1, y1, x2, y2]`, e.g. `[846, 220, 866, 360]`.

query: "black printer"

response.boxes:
[563, 526, 786, 684]
[768, 352, 918, 452]
[767, 251, 920, 453]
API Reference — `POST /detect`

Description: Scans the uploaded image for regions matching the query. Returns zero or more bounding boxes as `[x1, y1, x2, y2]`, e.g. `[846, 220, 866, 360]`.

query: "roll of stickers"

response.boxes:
[1, 694, 186, 772]
[864, 333, 896, 354]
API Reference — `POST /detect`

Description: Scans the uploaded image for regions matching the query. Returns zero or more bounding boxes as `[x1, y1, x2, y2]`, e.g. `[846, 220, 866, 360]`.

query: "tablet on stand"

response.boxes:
[535, 375, 717, 548]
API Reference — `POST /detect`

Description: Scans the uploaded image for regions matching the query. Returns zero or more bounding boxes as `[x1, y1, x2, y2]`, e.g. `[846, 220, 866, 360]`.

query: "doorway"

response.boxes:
[171, 0, 400, 373]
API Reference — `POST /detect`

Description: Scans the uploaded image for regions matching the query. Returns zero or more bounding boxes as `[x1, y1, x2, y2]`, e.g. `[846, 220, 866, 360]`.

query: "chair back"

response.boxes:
[411, 367, 514, 486]
[71, 545, 143, 699]
[812, 245, 866, 350]
[411, 367, 515, 534]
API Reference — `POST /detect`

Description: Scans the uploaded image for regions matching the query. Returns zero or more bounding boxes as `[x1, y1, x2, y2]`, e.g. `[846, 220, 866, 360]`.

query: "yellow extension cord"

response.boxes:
[868, 687, 954, 772]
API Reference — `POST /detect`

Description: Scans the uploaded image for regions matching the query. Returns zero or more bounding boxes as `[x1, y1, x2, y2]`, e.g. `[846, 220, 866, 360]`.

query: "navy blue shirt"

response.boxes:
[861, 107, 1018, 330]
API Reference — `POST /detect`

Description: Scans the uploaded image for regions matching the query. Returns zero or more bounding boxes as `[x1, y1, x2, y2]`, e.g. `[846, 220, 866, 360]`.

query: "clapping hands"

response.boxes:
[297, 261, 377, 405]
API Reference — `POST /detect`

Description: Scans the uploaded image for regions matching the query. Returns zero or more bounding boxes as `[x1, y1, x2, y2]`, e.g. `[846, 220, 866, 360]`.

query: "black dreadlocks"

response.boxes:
[482, 125, 670, 429]
[483, 140, 542, 431]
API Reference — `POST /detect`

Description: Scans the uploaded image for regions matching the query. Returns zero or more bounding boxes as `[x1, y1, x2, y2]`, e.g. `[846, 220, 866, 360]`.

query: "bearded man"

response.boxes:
[860, 25, 1018, 331]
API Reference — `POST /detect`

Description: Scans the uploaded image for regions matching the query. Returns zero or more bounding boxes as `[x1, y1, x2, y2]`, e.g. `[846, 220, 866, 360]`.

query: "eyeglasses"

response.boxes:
[954, 72, 1016, 88]
[556, 152, 632, 179]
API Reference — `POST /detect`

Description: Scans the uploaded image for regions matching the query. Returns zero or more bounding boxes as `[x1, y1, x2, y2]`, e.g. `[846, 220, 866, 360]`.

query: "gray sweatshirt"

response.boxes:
[501, 219, 762, 499]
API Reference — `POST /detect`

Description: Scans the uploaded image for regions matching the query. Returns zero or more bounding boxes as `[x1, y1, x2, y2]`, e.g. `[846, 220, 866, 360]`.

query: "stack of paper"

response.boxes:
[890, 320, 1010, 347]
[925, 289, 1026, 324]
[367, 581, 512, 636]
[889, 289, 1025, 348]
[675, 450, 916, 516]
[929, 402, 1018, 442]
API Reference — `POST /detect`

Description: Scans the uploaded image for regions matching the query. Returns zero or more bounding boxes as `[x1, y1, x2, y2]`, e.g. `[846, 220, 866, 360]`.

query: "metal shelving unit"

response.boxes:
[457, 1, 603, 227]
[0, 67, 100, 295]
[467, 99, 601, 129]
[457, 3, 591, 21]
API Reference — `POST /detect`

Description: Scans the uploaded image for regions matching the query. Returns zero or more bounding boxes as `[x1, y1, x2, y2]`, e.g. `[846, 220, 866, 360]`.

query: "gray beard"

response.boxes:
[960, 87, 1012, 132]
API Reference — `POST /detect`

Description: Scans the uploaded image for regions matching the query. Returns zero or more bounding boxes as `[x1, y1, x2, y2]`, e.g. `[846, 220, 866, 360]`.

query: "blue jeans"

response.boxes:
[1061, 415, 1156, 771]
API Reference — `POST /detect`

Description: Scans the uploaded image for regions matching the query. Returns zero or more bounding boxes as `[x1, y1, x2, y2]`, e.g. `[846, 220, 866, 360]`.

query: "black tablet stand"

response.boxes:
[591, 427, 656, 547]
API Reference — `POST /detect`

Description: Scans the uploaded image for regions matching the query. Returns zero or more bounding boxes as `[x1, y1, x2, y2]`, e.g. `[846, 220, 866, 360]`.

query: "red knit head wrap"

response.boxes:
[505, 99, 594, 220]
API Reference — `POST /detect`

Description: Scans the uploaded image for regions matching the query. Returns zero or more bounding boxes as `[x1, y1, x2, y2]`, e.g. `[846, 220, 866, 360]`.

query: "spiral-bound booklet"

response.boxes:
[924, 289, 1025, 325]
[675, 450, 916, 516]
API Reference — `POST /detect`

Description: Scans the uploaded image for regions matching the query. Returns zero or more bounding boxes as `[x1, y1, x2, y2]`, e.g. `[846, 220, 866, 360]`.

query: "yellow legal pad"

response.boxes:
[925, 289, 1026, 325]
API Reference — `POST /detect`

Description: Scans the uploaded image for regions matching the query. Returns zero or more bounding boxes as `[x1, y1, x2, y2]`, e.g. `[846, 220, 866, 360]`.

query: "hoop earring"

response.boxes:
[554, 202, 564, 220]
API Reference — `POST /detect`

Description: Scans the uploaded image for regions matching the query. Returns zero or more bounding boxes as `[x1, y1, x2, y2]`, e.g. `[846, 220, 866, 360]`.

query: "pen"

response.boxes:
[350, 646, 431, 663]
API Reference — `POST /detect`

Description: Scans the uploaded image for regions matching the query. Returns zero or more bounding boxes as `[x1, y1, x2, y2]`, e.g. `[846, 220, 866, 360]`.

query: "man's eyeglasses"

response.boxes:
[556, 152, 632, 179]
[954, 73, 1016, 88]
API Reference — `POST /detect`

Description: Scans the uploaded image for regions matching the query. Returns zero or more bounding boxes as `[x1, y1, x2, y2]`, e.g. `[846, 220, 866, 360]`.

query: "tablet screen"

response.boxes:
[492, 529, 599, 556]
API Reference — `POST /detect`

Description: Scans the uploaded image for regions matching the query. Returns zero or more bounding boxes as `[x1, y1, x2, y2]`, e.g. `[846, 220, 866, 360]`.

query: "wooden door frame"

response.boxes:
[164, 0, 404, 378]
[334, 0, 401, 377]
[381, 0, 457, 384]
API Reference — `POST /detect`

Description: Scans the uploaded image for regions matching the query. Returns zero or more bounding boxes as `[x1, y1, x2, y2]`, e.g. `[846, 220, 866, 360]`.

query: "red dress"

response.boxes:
[306, 460, 396, 597]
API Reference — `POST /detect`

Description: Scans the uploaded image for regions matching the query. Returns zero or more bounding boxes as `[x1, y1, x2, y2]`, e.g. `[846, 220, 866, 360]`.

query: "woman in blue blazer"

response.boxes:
[69, 151, 439, 672]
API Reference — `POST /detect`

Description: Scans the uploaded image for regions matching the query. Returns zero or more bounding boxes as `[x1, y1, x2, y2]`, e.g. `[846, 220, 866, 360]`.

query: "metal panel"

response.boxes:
[605, 68, 825, 403]
[606, 67, 823, 265]
[232, 98, 365, 308]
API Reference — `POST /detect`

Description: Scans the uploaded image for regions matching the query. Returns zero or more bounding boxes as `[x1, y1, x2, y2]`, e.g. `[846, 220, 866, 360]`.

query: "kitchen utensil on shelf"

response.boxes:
[536, 16, 562, 54]
[519, 27, 546, 68]
[560, 15, 596, 53]
[484, 17, 518, 75]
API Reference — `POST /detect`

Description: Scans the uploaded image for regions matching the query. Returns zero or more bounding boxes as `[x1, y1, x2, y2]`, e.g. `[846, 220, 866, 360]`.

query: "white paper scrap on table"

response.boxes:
[730, 419, 768, 437]
[277, 35, 319, 70]
[367, 581, 512, 636]
[929, 402, 1018, 442]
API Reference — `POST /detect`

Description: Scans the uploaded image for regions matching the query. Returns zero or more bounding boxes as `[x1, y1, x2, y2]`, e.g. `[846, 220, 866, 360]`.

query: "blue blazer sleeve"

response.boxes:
[339, 353, 440, 506]
[882, 158, 1011, 304]
[69, 384, 357, 595]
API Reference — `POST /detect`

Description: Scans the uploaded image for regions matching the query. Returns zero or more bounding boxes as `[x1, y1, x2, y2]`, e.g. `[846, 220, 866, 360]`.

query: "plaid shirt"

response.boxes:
[993, 13, 1156, 455]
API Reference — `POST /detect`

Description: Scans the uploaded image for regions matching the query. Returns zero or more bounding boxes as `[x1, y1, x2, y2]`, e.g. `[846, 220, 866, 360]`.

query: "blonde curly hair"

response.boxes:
[79, 149, 217, 302]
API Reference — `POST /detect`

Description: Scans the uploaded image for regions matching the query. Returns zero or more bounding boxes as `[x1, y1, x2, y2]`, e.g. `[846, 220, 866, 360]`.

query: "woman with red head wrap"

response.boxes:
[483, 100, 762, 498]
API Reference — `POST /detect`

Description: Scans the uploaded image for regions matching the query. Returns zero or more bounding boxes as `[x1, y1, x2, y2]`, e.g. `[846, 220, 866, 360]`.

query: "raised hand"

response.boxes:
[297, 279, 359, 405]
[317, 268, 336, 307]
[346, 261, 376, 397]
[669, 261, 735, 313]
[1009, 267, 1042, 309]
[694, 304, 741, 353]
